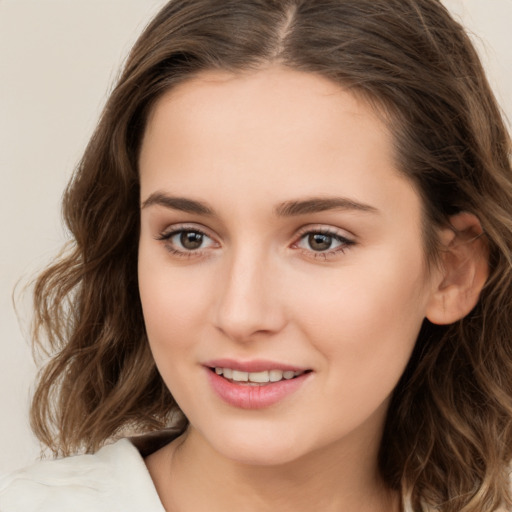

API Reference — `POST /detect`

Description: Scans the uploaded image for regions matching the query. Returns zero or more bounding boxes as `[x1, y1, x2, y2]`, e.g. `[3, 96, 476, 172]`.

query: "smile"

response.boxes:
[213, 367, 306, 384]
[205, 364, 312, 409]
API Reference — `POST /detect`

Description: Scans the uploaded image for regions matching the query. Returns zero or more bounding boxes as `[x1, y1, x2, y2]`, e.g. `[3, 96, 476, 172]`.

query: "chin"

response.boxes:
[198, 422, 308, 467]
[220, 442, 304, 467]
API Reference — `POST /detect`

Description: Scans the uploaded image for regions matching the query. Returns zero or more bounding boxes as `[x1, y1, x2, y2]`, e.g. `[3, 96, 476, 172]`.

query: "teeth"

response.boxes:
[249, 371, 270, 383]
[231, 370, 249, 382]
[214, 368, 305, 383]
[269, 369, 283, 382]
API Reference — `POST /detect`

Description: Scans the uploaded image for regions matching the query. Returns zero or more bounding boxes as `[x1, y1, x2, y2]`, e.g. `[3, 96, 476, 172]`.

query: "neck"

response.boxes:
[146, 427, 400, 512]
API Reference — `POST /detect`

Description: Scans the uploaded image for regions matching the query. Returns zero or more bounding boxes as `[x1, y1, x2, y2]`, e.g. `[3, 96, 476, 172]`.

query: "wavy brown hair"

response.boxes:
[31, 0, 512, 510]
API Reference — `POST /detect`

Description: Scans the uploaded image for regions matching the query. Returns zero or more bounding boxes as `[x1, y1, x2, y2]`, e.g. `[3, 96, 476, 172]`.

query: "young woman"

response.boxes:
[1, 1, 511, 511]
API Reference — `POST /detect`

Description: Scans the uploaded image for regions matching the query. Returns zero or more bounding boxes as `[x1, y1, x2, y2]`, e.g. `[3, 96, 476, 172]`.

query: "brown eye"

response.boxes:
[157, 228, 216, 254]
[180, 231, 204, 250]
[308, 233, 334, 251]
[295, 229, 354, 256]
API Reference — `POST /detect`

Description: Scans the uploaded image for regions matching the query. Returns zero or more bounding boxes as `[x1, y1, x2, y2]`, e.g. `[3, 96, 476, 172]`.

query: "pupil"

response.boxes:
[309, 233, 332, 251]
[180, 231, 203, 250]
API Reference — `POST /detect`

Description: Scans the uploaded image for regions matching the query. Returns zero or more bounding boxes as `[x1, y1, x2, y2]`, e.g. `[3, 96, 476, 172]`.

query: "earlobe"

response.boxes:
[425, 212, 489, 325]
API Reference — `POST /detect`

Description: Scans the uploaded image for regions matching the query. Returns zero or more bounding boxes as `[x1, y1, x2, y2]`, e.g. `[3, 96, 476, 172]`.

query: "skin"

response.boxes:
[137, 66, 446, 512]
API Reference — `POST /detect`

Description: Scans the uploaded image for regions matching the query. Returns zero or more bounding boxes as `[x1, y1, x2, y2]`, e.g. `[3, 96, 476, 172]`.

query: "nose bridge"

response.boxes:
[214, 241, 285, 341]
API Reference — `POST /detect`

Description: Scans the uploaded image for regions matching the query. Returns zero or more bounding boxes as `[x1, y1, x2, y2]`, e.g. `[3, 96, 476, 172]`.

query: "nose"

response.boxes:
[213, 247, 287, 342]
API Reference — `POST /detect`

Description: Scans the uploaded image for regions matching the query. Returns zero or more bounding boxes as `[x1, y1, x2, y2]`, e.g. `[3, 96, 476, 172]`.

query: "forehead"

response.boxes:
[143, 66, 388, 146]
[139, 66, 420, 225]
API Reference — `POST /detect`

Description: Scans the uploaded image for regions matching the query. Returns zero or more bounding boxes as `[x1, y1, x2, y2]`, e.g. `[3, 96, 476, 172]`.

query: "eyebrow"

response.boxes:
[141, 192, 214, 215]
[141, 192, 378, 217]
[274, 197, 379, 216]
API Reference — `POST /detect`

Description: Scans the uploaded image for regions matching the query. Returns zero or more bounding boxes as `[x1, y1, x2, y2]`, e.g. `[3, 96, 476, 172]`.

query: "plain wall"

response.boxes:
[1, 0, 511, 474]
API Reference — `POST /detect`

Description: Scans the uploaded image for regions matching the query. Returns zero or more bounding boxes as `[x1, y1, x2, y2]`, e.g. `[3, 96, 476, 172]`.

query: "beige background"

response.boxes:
[1, 0, 511, 474]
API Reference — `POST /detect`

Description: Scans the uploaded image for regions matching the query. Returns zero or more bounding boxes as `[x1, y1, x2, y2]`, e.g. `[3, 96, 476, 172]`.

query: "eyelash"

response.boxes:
[292, 227, 355, 260]
[156, 225, 215, 259]
[155, 225, 355, 260]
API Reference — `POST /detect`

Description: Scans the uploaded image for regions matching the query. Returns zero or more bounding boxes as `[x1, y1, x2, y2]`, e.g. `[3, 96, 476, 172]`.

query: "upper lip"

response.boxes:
[203, 359, 310, 373]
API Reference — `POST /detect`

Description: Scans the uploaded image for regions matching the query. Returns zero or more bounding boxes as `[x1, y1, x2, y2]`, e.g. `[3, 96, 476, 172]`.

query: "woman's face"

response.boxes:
[138, 67, 440, 466]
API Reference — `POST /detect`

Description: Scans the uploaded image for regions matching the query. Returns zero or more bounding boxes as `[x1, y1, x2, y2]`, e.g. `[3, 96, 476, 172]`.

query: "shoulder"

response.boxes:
[0, 439, 166, 512]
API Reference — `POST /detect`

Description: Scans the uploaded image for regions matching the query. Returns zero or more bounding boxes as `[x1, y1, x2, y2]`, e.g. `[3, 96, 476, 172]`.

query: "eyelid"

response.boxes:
[293, 224, 355, 242]
[155, 222, 221, 258]
[291, 224, 356, 258]
[156, 222, 217, 241]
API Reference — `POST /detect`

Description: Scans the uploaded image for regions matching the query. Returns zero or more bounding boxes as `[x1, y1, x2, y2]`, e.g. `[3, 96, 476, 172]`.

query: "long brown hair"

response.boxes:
[31, 1, 512, 510]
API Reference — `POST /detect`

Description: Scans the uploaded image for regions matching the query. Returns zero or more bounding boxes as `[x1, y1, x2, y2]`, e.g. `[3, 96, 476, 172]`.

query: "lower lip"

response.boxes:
[206, 369, 310, 409]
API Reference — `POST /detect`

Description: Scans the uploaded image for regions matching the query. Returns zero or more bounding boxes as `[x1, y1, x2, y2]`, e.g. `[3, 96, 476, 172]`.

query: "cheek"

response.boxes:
[137, 245, 211, 359]
[138, 265, 211, 408]
[289, 248, 429, 386]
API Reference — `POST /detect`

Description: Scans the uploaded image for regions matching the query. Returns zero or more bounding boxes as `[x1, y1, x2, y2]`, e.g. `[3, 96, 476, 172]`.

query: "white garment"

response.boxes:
[0, 439, 166, 512]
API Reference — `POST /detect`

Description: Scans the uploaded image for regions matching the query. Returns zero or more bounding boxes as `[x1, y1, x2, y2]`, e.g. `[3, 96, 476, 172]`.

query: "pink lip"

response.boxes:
[204, 358, 308, 373]
[204, 364, 312, 410]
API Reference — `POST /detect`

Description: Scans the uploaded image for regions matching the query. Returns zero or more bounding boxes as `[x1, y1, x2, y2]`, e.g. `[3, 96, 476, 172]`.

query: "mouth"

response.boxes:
[205, 361, 312, 409]
[209, 367, 311, 386]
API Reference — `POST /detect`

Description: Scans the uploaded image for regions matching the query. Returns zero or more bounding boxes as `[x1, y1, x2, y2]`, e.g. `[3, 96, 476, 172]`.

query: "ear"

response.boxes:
[426, 212, 489, 325]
